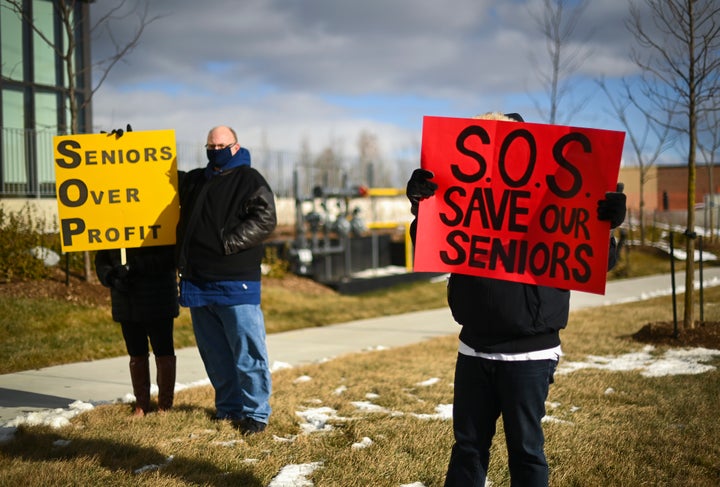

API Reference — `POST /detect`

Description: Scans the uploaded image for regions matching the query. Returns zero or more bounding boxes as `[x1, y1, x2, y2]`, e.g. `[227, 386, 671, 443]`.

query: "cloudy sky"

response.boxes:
[90, 0, 645, 175]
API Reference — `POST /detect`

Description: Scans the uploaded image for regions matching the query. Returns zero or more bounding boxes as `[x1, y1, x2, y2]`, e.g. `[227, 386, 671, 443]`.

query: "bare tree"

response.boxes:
[357, 130, 393, 188]
[528, 0, 592, 124]
[5, 0, 159, 281]
[6, 0, 158, 134]
[597, 77, 676, 245]
[313, 138, 345, 190]
[297, 138, 313, 166]
[627, 0, 720, 330]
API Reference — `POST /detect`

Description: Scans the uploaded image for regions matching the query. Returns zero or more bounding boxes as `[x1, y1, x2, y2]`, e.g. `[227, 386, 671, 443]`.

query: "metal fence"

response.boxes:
[0, 128, 58, 198]
[175, 141, 301, 197]
[0, 128, 413, 199]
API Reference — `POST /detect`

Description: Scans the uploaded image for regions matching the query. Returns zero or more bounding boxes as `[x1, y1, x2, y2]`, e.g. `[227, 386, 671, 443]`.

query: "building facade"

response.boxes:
[619, 164, 720, 212]
[0, 0, 92, 199]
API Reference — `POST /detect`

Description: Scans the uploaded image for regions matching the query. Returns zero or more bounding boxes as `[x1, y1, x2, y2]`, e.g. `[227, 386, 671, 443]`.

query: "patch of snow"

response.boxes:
[296, 407, 340, 433]
[411, 404, 453, 421]
[267, 462, 323, 487]
[350, 401, 388, 413]
[271, 361, 293, 373]
[273, 435, 297, 443]
[212, 440, 243, 447]
[5, 400, 94, 430]
[557, 346, 720, 377]
[134, 455, 174, 475]
[542, 415, 574, 425]
[351, 436, 373, 449]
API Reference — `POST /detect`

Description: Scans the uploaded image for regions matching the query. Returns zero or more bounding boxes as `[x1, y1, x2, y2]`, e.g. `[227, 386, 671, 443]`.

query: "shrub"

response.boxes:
[263, 244, 290, 278]
[0, 204, 56, 281]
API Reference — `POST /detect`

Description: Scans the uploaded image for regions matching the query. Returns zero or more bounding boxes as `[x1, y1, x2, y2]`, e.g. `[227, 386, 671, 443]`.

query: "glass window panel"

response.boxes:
[67, 5, 76, 89]
[2, 88, 25, 129]
[35, 91, 58, 186]
[2, 90, 28, 186]
[33, 0, 57, 86]
[35, 91, 58, 131]
[1, 6, 24, 80]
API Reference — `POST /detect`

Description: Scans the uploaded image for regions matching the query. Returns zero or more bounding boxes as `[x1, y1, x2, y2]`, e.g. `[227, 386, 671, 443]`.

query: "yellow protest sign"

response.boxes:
[53, 130, 179, 252]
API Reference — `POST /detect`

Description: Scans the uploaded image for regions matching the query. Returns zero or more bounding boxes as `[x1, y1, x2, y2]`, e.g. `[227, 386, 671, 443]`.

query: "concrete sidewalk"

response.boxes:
[2, 268, 719, 426]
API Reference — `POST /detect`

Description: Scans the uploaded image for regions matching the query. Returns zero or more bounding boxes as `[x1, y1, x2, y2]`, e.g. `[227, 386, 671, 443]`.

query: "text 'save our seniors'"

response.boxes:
[414, 116, 625, 295]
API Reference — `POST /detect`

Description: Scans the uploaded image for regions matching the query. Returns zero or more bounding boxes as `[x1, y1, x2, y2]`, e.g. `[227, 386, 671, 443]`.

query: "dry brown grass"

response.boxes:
[1, 287, 719, 486]
[0, 275, 447, 374]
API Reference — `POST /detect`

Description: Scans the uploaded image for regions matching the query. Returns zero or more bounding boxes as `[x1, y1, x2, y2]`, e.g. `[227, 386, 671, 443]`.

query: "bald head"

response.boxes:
[206, 126, 239, 153]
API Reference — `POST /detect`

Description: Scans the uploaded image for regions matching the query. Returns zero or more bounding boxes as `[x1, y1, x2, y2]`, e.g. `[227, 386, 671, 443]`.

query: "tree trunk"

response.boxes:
[639, 175, 646, 246]
[683, 141, 697, 330]
[83, 251, 96, 284]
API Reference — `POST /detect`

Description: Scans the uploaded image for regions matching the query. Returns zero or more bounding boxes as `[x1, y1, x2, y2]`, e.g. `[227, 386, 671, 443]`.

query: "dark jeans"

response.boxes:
[121, 318, 175, 357]
[445, 353, 557, 487]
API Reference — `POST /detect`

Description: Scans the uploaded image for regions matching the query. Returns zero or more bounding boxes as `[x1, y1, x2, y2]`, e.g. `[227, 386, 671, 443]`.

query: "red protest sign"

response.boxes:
[414, 115, 625, 295]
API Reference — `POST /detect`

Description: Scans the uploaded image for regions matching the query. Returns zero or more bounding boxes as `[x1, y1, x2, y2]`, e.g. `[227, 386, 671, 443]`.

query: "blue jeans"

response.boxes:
[445, 354, 557, 487]
[190, 304, 272, 423]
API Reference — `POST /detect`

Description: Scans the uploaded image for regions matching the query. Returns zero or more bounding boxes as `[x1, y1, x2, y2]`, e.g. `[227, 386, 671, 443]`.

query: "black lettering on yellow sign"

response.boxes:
[55, 139, 173, 168]
[58, 179, 140, 207]
[60, 218, 162, 247]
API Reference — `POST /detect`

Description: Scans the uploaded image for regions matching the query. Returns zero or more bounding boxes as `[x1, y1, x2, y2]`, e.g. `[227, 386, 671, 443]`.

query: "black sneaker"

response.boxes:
[232, 417, 267, 435]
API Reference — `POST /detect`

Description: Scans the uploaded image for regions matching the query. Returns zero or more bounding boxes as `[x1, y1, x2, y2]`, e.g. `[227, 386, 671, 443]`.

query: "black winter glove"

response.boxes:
[406, 168, 438, 215]
[101, 124, 133, 139]
[107, 264, 131, 292]
[597, 183, 626, 229]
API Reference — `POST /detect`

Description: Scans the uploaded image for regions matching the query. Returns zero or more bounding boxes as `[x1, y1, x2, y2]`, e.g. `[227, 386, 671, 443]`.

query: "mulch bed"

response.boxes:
[632, 321, 720, 349]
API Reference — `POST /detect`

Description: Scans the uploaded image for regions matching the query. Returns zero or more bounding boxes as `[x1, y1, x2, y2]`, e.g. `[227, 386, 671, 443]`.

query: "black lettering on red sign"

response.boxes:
[548, 132, 587, 198]
[452, 126, 490, 183]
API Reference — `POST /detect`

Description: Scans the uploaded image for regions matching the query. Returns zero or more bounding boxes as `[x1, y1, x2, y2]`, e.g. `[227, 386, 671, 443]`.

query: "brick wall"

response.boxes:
[619, 164, 720, 212]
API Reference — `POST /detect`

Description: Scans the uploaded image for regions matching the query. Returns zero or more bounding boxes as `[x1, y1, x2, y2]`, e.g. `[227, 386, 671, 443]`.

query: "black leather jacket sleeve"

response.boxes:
[221, 185, 277, 255]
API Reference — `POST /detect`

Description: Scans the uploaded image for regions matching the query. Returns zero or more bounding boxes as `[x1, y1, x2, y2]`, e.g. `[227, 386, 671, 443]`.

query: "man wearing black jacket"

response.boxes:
[407, 112, 626, 486]
[176, 126, 277, 435]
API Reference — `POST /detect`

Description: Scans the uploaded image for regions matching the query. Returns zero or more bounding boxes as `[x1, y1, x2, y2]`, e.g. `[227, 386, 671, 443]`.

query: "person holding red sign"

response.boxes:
[407, 112, 626, 486]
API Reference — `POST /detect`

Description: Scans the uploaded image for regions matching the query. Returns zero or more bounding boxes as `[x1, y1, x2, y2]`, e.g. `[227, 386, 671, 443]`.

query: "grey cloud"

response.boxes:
[93, 0, 617, 96]
[90, 0, 640, 163]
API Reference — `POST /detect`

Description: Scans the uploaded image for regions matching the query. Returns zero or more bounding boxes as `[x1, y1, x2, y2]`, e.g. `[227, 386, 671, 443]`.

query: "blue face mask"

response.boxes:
[206, 146, 234, 167]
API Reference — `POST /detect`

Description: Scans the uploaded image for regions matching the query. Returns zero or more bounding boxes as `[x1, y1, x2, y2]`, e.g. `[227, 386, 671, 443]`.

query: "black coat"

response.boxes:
[409, 217, 618, 354]
[175, 165, 277, 282]
[95, 245, 179, 323]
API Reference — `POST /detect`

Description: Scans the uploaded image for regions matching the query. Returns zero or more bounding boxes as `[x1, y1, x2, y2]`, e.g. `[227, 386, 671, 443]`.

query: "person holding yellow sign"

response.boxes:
[84, 125, 180, 418]
[96, 245, 179, 417]
[176, 126, 277, 435]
